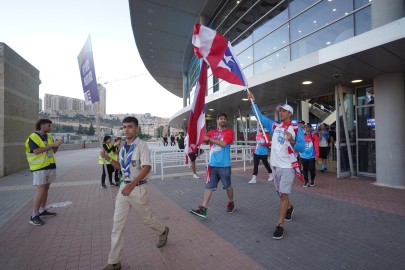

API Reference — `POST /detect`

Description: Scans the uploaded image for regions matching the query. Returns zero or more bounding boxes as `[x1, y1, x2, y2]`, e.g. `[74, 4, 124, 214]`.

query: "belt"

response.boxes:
[124, 180, 147, 186]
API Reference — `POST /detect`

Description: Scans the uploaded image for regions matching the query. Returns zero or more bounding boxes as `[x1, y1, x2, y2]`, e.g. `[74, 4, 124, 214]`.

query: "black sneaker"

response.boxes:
[310, 182, 315, 187]
[285, 205, 294, 221]
[29, 215, 44, 226]
[102, 185, 107, 189]
[39, 210, 57, 217]
[302, 182, 309, 188]
[189, 205, 207, 218]
[273, 225, 284, 240]
[226, 202, 235, 213]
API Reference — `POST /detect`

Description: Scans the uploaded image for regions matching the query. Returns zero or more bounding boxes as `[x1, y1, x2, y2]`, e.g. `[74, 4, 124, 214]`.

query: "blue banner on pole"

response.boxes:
[77, 36, 100, 104]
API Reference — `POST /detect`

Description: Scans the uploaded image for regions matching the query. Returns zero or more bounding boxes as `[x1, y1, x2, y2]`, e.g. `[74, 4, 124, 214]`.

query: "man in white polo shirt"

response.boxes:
[248, 92, 305, 240]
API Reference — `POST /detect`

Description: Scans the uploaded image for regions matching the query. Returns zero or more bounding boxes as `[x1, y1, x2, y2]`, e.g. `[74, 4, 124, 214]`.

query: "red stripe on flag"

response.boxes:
[186, 61, 207, 155]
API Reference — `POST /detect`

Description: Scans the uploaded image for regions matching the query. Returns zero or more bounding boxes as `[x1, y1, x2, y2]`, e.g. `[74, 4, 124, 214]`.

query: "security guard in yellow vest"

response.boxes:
[25, 119, 63, 226]
[99, 135, 119, 188]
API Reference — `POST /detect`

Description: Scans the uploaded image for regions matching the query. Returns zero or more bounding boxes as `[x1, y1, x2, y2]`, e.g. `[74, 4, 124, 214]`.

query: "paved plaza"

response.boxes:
[0, 148, 404, 270]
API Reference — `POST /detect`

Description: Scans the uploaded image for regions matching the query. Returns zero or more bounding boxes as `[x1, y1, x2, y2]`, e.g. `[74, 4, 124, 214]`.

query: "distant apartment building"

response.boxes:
[39, 98, 43, 111]
[44, 85, 106, 116]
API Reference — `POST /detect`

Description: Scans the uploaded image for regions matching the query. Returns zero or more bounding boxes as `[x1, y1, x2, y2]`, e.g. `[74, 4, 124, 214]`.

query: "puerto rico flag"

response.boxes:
[186, 61, 207, 156]
[192, 24, 248, 87]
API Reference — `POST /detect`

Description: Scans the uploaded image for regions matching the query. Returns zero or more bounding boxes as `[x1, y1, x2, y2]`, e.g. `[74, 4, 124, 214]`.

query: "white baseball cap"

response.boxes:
[276, 104, 294, 114]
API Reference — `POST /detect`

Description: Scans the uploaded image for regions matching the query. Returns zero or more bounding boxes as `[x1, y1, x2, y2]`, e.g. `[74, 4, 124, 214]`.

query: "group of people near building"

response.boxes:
[162, 132, 185, 148]
[24, 91, 332, 270]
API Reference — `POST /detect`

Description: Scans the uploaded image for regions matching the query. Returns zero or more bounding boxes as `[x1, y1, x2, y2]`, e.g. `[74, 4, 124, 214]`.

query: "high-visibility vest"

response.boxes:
[25, 132, 56, 171]
[112, 148, 119, 161]
[98, 144, 115, 164]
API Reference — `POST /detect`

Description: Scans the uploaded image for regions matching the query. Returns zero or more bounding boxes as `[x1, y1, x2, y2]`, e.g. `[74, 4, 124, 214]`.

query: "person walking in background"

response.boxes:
[25, 119, 63, 226]
[170, 134, 175, 146]
[248, 92, 305, 240]
[300, 123, 319, 187]
[184, 135, 200, 179]
[249, 126, 273, 183]
[189, 113, 235, 218]
[163, 135, 168, 146]
[113, 137, 122, 185]
[99, 135, 118, 188]
[318, 123, 331, 172]
[101, 117, 169, 270]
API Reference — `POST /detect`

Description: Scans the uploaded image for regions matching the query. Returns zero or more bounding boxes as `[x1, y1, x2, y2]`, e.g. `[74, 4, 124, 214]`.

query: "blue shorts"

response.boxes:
[205, 166, 232, 191]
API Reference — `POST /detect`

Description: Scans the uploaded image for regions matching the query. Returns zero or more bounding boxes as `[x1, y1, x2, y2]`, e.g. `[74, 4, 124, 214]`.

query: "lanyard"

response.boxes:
[119, 141, 135, 179]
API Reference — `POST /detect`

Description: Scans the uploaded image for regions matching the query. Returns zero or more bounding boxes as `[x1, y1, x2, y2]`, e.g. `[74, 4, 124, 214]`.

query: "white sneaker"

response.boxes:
[248, 176, 257, 184]
[193, 174, 200, 179]
[268, 173, 274, 181]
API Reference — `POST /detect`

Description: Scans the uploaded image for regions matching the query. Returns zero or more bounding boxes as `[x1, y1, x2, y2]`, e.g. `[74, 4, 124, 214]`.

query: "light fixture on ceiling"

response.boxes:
[351, 79, 363, 83]
[208, 108, 214, 111]
[183, 118, 187, 121]
[302, 81, 312, 85]
[242, 98, 249, 101]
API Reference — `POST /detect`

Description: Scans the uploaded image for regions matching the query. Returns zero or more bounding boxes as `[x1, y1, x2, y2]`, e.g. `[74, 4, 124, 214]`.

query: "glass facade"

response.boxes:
[356, 86, 376, 175]
[186, 0, 373, 104]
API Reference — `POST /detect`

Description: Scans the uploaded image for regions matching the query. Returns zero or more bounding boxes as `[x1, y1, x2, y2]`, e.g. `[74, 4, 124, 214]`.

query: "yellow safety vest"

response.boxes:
[98, 144, 115, 164]
[25, 133, 56, 171]
[112, 147, 119, 161]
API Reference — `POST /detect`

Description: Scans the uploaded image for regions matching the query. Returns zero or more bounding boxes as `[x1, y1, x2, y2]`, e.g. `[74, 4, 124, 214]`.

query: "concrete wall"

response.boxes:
[0, 43, 40, 177]
[374, 73, 405, 188]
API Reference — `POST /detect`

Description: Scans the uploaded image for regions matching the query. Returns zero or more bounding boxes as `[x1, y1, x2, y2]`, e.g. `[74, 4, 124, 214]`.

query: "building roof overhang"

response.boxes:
[129, 1, 405, 128]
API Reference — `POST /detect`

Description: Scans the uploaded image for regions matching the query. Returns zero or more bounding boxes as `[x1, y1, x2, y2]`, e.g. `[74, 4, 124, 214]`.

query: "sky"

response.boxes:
[1, 0, 183, 118]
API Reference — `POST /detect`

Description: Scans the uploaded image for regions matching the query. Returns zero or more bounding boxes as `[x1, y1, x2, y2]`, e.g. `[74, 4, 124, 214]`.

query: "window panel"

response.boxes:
[291, 16, 354, 60]
[290, 0, 353, 42]
[254, 47, 290, 76]
[253, 8, 289, 42]
[355, 6, 371, 35]
[357, 107, 375, 139]
[237, 46, 254, 69]
[357, 87, 374, 106]
[289, 0, 319, 18]
[254, 24, 289, 61]
[358, 141, 376, 173]
[355, 0, 372, 9]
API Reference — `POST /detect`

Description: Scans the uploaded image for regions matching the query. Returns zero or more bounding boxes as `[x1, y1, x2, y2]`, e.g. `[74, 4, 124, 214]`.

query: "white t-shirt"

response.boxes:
[270, 125, 296, 168]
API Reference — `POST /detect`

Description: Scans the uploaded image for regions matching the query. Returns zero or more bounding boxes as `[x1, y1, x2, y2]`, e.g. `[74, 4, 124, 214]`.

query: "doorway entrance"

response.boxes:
[335, 84, 376, 178]
[335, 85, 356, 178]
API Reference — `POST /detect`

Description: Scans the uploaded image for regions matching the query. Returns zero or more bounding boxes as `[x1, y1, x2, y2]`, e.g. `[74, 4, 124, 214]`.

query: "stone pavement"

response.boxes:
[0, 148, 404, 270]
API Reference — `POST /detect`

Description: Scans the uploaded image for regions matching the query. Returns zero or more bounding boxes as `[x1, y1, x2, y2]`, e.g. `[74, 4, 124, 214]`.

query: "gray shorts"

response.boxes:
[273, 167, 295, 195]
[33, 169, 56, 186]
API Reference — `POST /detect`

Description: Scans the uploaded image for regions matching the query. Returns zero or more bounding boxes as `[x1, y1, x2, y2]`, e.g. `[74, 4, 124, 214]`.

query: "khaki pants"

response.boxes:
[108, 183, 165, 264]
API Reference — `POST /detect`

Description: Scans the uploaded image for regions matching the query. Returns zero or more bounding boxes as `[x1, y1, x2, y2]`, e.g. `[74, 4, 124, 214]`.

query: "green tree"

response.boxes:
[137, 131, 151, 140]
[88, 123, 95, 135]
[83, 126, 89, 135]
[77, 124, 84, 135]
[156, 126, 163, 138]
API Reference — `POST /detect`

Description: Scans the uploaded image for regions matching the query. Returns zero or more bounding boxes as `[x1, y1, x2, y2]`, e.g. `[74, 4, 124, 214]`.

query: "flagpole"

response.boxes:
[95, 102, 115, 208]
[245, 88, 269, 144]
